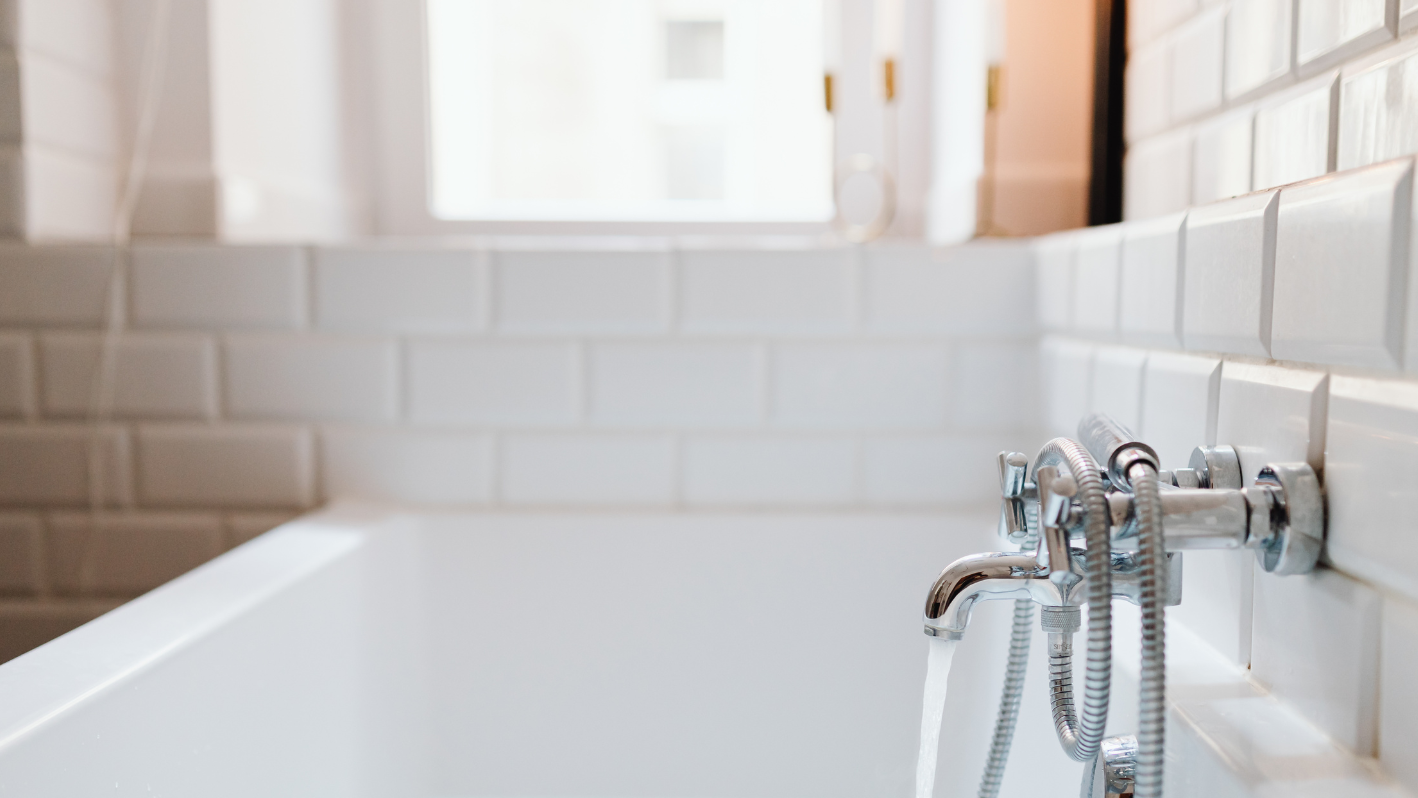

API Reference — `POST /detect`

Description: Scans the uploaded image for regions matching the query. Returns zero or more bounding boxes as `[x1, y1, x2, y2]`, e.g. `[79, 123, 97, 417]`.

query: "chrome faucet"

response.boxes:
[922, 413, 1326, 798]
[925, 434, 1323, 642]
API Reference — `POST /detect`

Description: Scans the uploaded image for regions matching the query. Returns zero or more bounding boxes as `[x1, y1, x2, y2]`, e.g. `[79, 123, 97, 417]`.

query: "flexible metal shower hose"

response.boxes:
[1130, 461, 1166, 798]
[1036, 438, 1112, 763]
[975, 599, 1033, 798]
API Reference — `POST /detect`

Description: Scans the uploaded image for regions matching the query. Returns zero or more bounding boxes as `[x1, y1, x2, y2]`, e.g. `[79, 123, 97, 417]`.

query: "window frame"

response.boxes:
[359, 0, 934, 238]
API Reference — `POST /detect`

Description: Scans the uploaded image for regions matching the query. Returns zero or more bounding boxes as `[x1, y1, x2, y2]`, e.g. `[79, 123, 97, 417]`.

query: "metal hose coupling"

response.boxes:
[1035, 437, 1112, 763]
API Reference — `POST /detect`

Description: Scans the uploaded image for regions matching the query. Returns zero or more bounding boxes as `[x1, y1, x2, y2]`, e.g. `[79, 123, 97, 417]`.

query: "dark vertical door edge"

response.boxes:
[1088, 0, 1126, 225]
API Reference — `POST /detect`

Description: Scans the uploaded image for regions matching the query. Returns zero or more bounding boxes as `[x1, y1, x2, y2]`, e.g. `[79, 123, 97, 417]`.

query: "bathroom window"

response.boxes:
[424, 0, 833, 223]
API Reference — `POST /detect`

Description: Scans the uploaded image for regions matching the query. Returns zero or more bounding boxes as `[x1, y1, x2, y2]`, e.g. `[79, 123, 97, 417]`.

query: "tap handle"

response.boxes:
[997, 451, 1029, 497]
[997, 451, 1033, 547]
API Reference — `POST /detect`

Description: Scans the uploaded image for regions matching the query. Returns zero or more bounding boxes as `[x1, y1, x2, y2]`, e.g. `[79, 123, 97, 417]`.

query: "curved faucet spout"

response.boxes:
[923, 552, 1071, 640]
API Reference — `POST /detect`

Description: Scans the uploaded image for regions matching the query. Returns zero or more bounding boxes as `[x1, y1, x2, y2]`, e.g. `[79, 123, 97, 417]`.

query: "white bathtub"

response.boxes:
[0, 506, 1399, 797]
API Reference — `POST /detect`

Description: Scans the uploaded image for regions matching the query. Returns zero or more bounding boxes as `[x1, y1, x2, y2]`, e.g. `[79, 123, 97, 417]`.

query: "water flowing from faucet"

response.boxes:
[913, 636, 959, 798]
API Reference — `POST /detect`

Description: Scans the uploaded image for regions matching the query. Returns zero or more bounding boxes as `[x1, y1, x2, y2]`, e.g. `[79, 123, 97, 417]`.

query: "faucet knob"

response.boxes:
[998, 451, 1029, 497]
[997, 451, 1033, 547]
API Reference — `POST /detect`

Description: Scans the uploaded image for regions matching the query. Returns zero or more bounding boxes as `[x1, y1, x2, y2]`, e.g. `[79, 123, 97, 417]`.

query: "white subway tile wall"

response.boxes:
[1169, 7, 1226, 121]
[1090, 346, 1148, 432]
[679, 250, 855, 334]
[1124, 126, 1194, 220]
[1191, 107, 1254, 205]
[1033, 233, 1075, 332]
[1253, 74, 1340, 190]
[1295, 0, 1392, 74]
[1225, 0, 1295, 100]
[0, 239, 1051, 657]
[1118, 211, 1186, 347]
[1339, 40, 1418, 171]
[496, 251, 671, 334]
[39, 333, 218, 418]
[130, 246, 307, 329]
[1325, 375, 1418, 602]
[0, 332, 33, 417]
[1037, 98, 1418, 779]
[1381, 595, 1418, 794]
[8, 0, 1418, 780]
[314, 248, 487, 333]
[0, 242, 1038, 526]
[1251, 566, 1382, 754]
[1071, 225, 1124, 337]
[1271, 158, 1411, 369]
[1182, 190, 1278, 357]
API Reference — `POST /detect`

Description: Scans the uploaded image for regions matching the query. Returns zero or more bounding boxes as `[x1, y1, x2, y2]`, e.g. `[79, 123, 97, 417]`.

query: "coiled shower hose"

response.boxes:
[975, 599, 1033, 798]
[976, 438, 1113, 797]
[1037, 438, 1112, 763]
[1130, 461, 1166, 798]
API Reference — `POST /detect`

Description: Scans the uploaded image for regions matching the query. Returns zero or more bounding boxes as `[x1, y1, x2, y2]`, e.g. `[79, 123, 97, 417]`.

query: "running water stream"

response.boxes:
[914, 637, 959, 798]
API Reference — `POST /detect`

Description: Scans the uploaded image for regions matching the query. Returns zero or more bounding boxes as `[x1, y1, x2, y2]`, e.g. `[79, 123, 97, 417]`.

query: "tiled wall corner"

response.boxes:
[1182, 190, 1278, 357]
[1271, 158, 1411, 369]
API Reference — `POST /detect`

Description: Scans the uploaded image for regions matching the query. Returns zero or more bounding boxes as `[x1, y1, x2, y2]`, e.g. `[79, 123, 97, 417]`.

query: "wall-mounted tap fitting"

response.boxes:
[922, 412, 1329, 798]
